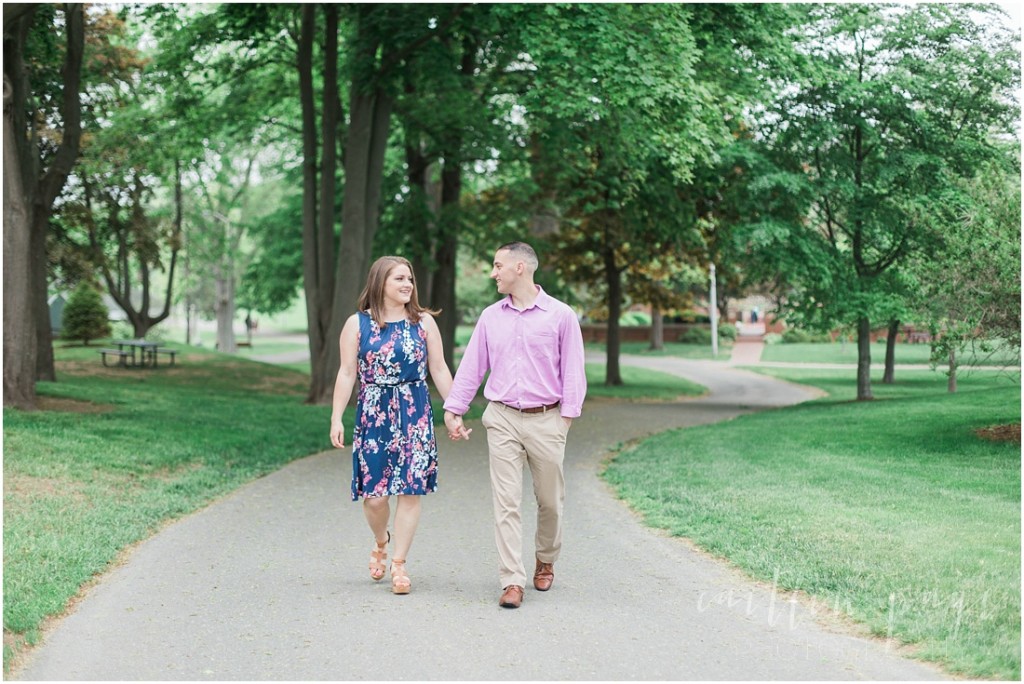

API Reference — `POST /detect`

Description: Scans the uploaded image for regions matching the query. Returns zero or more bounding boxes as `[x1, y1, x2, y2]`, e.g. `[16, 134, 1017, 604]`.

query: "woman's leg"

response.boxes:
[364, 496, 391, 580]
[391, 495, 422, 562]
[363, 495, 391, 542]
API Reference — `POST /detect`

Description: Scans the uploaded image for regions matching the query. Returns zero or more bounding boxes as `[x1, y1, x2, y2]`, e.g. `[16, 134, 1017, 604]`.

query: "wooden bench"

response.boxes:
[99, 348, 130, 367]
[154, 348, 178, 367]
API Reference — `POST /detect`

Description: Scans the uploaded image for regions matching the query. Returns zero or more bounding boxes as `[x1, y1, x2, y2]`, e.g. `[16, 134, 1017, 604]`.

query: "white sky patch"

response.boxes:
[996, 1, 1023, 30]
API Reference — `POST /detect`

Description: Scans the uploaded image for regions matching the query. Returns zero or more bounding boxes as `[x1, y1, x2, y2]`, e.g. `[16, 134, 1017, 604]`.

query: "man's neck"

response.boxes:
[509, 283, 539, 310]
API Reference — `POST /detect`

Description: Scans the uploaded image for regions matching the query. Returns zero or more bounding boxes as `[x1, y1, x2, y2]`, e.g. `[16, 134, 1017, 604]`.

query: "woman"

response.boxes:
[329, 256, 455, 595]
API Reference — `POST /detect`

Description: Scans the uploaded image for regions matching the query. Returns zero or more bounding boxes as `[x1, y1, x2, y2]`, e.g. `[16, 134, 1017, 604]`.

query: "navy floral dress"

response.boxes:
[351, 311, 438, 500]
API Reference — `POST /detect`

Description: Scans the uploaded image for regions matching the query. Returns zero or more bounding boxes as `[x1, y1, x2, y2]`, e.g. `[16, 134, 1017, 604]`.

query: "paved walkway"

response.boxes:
[14, 356, 947, 680]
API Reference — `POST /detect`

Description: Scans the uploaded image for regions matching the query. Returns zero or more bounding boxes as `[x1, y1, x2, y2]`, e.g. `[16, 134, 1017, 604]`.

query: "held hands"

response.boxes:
[444, 411, 472, 441]
[330, 421, 346, 449]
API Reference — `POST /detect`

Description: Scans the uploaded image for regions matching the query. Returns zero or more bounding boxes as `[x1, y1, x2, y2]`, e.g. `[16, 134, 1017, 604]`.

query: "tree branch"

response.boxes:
[380, 5, 469, 77]
[38, 3, 84, 208]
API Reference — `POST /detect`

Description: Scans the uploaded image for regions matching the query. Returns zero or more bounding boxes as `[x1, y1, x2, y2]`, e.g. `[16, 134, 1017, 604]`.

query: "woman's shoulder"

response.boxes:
[343, 311, 367, 332]
[416, 311, 438, 330]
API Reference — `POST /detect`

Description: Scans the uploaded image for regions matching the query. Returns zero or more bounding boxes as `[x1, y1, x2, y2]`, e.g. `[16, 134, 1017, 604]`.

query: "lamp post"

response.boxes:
[709, 262, 718, 358]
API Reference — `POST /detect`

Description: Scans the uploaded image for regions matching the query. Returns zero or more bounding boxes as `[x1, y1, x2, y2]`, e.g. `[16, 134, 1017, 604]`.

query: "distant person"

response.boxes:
[751, 307, 759, 323]
[330, 256, 456, 595]
[443, 241, 587, 609]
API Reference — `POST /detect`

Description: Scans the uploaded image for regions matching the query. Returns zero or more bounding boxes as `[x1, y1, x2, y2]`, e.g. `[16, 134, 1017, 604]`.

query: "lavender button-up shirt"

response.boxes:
[443, 286, 587, 418]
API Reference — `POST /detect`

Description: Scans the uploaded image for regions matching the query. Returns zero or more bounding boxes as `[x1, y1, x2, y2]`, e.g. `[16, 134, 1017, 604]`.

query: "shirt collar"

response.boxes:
[500, 285, 551, 312]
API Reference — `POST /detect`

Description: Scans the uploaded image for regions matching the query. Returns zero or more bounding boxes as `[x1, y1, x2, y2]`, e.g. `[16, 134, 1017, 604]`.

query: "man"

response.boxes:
[444, 241, 587, 609]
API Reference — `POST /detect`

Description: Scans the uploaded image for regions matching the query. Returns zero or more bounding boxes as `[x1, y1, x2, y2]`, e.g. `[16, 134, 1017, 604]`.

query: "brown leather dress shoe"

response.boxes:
[499, 585, 524, 608]
[533, 559, 555, 591]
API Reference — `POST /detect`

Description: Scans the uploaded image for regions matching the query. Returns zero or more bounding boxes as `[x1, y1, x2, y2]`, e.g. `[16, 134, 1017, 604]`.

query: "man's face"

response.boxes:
[490, 249, 519, 295]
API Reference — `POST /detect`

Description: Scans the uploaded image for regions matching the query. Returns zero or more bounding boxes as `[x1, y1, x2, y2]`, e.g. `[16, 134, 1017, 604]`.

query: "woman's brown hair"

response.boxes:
[356, 256, 439, 328]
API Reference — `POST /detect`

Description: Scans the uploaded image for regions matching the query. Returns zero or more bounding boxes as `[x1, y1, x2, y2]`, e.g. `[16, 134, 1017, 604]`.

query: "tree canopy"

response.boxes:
[3, 2, 1019, 408]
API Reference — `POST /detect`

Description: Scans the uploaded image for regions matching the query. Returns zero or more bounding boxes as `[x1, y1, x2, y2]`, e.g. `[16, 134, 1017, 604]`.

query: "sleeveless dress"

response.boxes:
[351, 311, 438, 500]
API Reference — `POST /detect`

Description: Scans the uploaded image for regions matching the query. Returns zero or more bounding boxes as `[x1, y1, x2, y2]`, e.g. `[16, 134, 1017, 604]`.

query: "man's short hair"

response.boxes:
[498, 241, 539, 272]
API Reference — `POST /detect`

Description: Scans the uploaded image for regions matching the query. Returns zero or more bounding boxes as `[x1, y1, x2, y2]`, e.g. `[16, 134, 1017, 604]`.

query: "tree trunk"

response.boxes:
[298, 5, 329, 402]
[32, 209, 56, 381]
[92, 181, 174, 340]
[215, 273, 236, 354]
[3, 71, 37, 409]
[882, 318, 899, 384]
[856, 315, 873, 400]
[35, 4, 83, 381]
[317, 3, 339, 322]
[428, 34, 475, 369]
[649, 306, 664, 351]
[405, 141, 438, 307]
[433, 155, 461, 371]
[948, 347, 957, 393]
[134, 257, 153, 338]
[604, 245, 623, 386]
[304, 3, 342, 398]
[319, 85, 393, 403]
[4, 4, 84, 396]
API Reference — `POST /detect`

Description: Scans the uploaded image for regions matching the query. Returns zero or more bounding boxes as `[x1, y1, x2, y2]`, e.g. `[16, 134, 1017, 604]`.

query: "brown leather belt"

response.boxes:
[500, 401, 560, 414]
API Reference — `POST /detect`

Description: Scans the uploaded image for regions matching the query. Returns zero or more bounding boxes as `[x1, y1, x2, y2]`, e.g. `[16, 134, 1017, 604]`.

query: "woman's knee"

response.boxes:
[397, 494, 422, 511]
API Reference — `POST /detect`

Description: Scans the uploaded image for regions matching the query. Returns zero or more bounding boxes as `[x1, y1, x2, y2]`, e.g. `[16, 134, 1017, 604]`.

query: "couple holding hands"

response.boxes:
[329, 241, 587, 608]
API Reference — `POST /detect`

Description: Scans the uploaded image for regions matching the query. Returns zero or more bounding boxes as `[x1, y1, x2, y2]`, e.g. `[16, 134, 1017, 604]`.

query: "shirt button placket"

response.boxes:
[515, 312, 522, 407]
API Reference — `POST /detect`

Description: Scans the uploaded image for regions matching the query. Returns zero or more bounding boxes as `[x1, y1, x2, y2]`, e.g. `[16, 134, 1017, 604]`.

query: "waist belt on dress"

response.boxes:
[367, 379, 425, 387]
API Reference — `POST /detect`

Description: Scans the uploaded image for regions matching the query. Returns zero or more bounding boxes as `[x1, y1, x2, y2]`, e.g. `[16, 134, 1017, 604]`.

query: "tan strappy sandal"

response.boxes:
[390, 559, 411, 595]
[369, 531, 389, 581]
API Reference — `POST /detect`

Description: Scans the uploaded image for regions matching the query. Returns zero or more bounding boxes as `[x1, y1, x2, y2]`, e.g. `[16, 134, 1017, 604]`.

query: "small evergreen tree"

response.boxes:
[62, 282, 111, 345]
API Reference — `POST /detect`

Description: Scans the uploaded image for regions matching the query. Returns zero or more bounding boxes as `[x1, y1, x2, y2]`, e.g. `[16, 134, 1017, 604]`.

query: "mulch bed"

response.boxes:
[974, 423, 1021, 444]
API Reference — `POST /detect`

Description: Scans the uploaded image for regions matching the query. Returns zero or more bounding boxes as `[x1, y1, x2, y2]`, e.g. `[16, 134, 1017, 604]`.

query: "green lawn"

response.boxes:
[234, 339, 309, 357]
[587, 340, 732, 360]
[602, 368, 1020, 680]
[584, 363, 706, 400]
[761, 340, 1020, 366]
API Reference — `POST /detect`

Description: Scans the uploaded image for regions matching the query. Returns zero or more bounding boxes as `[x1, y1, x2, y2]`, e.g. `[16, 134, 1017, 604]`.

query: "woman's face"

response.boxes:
[383, 263, 415, 307]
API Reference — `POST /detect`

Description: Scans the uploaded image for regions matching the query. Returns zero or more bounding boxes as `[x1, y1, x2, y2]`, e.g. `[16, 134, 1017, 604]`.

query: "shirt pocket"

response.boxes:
[525, 331, 556, 360]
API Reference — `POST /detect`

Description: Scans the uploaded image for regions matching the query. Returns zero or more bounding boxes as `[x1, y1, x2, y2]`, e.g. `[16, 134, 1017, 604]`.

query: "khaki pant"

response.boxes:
[481, 401, 569, 588]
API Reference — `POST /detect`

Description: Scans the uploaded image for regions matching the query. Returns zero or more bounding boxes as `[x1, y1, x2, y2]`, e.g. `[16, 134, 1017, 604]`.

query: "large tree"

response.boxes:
[52, 6, 186, 340]
[3, 3, 85, 409]
[522, 3, 782, 384]
[911, 157, 1021, 391]
[380, 4, 529, 370]
[307, 5, 468, 403]
[751, 3, 1020, 400]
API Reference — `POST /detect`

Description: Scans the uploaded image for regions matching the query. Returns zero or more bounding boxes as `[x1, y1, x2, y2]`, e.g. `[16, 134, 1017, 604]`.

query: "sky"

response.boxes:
[997, 1, 1023, 30]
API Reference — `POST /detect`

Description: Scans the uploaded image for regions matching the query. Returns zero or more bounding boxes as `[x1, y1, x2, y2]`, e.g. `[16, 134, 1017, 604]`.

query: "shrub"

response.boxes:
[61, 283, 111, 345]
[111, 321, 134, 341]
[678, 326, 712, 344]
[718, 323, 737, 341]
[619, 311, 651, 326]
[763, 332, 783, 345]
[781, 328, 832, 344]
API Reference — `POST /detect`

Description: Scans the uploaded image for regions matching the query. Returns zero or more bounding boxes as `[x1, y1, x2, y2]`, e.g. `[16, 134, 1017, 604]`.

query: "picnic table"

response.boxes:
[99, 340, 177, 368]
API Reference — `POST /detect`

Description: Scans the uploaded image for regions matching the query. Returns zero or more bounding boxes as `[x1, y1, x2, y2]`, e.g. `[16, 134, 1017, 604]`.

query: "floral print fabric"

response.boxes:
[351, 312, 438, 500]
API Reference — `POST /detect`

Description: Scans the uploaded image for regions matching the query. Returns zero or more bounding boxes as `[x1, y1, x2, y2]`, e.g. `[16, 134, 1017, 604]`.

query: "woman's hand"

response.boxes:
[444, 411, 472, 441]
[330, 421, 346, 449]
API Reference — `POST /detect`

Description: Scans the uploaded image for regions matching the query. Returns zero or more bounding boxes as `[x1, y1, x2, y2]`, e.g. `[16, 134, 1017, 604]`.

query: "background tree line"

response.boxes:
[4, 2, 1019, 409]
